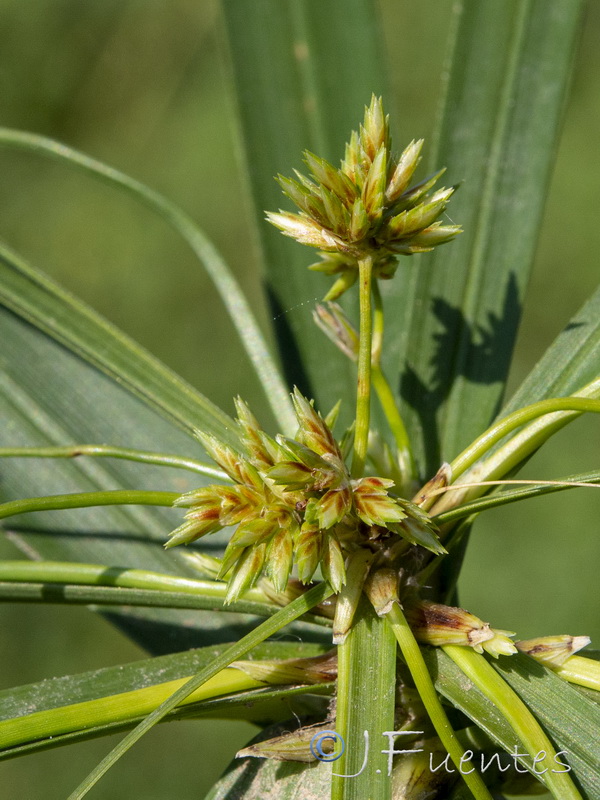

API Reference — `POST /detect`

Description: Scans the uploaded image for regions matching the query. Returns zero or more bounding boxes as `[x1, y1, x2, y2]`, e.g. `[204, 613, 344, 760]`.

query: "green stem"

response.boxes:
[555, 656, 600, 692]
[0, 581, 308, 620]
[450, 396, 600, 480]
[0, 445, 228, 480]
[370, 278, 385, 366]
[67, 581, 333, 799]
[433, 469, 600, 525]
[0, 490, 179, 522]
[351, 254, 374, 478]
[331, 598, 396, 800]
[371, 368, 415, 488]
[0, 129, 295, 434]
[0, 669, 265, 750]
[429, 384, 600, 517]
[444, 645, 583, 800]
[0, 561, 332, 626]
[368, 281, 415, 489]
[0, 560, 266, 603]
[386, 605, 494, 800]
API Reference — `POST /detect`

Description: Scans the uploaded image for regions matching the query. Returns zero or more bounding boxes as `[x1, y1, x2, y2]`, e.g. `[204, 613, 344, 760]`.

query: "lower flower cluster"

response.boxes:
[166, 389, 443, 602]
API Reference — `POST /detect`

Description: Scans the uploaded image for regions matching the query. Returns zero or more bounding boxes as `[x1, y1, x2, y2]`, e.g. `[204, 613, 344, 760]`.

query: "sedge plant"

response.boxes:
[0, 5, 599, 800]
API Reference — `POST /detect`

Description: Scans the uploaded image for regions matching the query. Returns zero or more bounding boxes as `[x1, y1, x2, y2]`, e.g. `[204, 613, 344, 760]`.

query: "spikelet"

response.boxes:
[267, 96, 461, 299]
[407, 600, 517, 658]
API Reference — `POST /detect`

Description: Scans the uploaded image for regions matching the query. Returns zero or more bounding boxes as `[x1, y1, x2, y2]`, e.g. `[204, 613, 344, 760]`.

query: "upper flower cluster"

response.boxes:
[167, 389, 443, 602]
[266, 96, 462, 299]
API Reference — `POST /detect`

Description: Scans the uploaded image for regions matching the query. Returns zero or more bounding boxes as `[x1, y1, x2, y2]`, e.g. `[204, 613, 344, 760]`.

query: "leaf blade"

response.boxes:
[396, 0, 584, 476]
[494, 653, 600, 798]
[426, 648, 600, 797]
[501, 283, 600, 414]
[0, 641, 331, 756]
[0, 240, 237, 444]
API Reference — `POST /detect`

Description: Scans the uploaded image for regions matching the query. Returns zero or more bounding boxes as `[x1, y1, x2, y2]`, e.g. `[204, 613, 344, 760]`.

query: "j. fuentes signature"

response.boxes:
[310, 730, 572, 778]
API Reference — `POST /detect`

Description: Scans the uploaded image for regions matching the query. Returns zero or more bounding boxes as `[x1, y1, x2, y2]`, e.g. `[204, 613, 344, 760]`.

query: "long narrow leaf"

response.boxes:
[432, 287, 600, 587]
[0, 641, 331, 757]
[332, 600, 397, 800]
[397, 0, 584, 476]
[0, 685, 332, 762]
[494, 653, 600, 798]
[0, 639, 327, 718]
[0, 240, 236, 444]
[501, 283, 600, 414]
[427, 648, 600, 797]
[67, 581, 333, 799]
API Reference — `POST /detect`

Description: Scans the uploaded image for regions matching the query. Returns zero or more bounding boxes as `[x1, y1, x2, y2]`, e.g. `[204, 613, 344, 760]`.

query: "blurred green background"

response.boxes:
[0, 1, 598, 797]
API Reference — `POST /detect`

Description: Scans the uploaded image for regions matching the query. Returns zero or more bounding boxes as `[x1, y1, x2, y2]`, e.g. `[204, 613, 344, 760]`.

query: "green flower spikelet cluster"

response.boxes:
[266, 95, 462, 300]
[167, 389, 442, 602]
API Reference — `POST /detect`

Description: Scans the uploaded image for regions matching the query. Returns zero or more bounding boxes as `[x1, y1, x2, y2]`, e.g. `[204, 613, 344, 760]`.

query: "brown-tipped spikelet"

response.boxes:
[516, 635, 591, 668]
[267, 96, 461, 299]
[407, 600, 517, 658]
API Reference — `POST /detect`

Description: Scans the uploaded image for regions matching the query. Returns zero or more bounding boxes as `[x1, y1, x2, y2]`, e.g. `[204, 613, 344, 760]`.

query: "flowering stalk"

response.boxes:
[314, 297, 414, 491]
[554, 656, 600, 692]
[351, 254, 374, 478]
[371, 280, 415, 491]
[268, 97, 460, 481]
[450, 396, 600, 481]
[0, 444, 227, 479]
[0, 490, 178, 521]
[370, 277, 385, 367]
[264, 98, 462, 800]
[386, 604, 494, 800]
